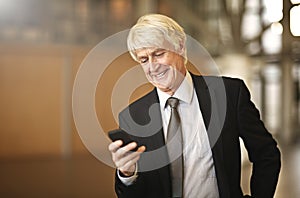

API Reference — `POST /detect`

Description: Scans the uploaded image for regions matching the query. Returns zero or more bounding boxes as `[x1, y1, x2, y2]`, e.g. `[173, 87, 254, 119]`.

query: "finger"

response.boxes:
[108, 140, 123, 153]
[137, 145, 146, 153]
[122, 142, 138, 152]
[115, 142, 137, 158]
[115, 145, 146, 165]
[116, 147, 143, 168]
[119, 155, 140, 173]
[112, 142, 138, 165]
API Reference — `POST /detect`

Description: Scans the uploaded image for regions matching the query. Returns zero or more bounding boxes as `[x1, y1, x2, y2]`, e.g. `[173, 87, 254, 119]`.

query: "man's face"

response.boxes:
[135, 47, 186, 95]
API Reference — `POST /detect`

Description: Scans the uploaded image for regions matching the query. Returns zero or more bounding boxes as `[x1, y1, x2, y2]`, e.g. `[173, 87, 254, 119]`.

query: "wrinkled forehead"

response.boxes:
[132, 40, 176, 54]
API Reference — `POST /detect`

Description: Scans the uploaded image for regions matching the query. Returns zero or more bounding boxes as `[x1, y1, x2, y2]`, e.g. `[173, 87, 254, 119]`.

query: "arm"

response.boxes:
[109, 113, 147, 198]
[109, 140, 146, 198]
[237, 80, 281, 198]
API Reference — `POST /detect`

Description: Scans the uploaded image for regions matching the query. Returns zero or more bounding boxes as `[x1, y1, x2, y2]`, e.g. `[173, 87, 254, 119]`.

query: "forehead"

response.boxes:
[134, 39, 175, 55]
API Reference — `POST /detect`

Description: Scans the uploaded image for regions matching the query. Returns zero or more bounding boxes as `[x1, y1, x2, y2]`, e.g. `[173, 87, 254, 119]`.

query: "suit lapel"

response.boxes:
[191, 74, 230, 198]
[141, 89, 166, 150]
[138, 89, 172, 197]
[192, 74, 211, 130]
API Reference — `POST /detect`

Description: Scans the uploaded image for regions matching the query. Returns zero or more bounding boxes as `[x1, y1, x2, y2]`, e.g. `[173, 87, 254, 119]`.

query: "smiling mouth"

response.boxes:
[151, 69, 169, 79]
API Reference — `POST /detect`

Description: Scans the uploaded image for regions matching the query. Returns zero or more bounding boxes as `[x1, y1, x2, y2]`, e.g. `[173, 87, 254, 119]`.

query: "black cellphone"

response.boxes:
[108, 129, 139, 151]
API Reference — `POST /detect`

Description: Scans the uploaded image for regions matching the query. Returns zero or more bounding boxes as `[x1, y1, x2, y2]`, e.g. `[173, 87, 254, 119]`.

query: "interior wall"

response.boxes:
[0, 43, 89, 158]
[0, 43, 159, 159]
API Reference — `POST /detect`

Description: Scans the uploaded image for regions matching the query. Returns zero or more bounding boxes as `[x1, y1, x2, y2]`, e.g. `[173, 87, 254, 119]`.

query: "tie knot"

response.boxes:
[167, 97, 179, 109]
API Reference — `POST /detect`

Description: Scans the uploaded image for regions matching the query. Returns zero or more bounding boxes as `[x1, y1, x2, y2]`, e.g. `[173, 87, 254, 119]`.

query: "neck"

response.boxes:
[162, 70, 187, 96]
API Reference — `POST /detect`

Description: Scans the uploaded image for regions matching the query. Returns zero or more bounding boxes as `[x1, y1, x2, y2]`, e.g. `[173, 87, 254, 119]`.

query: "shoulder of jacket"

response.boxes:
[191, 73, 244, 88]
[119, 88, 157, 115]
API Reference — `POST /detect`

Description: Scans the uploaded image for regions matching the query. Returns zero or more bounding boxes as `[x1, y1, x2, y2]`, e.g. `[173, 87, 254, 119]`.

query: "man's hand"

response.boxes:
[108, 140, 146, 176]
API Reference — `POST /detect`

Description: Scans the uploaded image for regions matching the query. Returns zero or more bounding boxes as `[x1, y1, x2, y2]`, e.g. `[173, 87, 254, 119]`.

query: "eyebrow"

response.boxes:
[136, 48, 165, 59]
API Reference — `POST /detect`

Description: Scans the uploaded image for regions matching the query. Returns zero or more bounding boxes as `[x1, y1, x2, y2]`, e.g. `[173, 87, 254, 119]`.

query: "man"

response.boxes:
[108, 14, 281, 198]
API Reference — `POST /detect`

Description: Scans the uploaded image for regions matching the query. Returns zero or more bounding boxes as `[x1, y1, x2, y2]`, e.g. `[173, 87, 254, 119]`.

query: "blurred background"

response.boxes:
[1, 0, 300, 197]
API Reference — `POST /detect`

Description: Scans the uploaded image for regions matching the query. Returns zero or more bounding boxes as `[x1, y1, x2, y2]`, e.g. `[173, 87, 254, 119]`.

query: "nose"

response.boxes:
[148, 56, 159, 71]
[148, 59, 159, 73]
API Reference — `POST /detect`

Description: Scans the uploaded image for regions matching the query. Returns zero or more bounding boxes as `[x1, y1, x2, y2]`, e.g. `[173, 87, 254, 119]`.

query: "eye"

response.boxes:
[139, 57, 148, 64]
[154, 51, 165, 57]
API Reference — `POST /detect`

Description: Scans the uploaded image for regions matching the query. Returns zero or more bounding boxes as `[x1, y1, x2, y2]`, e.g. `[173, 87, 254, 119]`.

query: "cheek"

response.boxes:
[141, 65, 149, 74]
[161, 56, 177, 68]
[160, 59, 171, 66]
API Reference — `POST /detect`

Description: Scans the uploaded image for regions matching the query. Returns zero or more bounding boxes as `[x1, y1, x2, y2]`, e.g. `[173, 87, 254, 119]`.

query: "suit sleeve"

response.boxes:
[114, 170, 145, 198]
[237, 80, 281, 198]
[113, 112, 145, 198]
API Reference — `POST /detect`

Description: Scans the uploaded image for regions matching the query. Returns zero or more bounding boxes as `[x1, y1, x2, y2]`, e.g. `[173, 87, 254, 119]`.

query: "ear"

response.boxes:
[178, 40, 185, 55]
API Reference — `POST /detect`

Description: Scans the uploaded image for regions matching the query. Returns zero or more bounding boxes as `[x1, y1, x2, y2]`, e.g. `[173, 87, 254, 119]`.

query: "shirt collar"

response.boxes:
[157, 71, 194, 108]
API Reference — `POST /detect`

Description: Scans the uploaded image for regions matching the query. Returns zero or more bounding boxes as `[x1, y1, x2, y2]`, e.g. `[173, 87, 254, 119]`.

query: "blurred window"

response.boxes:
[262, 0, 283, 24]
[290, 0, 300, 4]
[290, 5, 300, 37]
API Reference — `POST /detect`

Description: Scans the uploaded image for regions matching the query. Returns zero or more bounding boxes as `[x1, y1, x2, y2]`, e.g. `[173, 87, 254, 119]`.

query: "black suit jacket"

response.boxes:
[115, 74, 281, 198]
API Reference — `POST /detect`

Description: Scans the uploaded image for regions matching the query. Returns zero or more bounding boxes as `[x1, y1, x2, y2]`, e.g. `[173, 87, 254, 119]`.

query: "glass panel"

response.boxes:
[262, 64, 281, 134]
[271, 22, 283, 35]
[241, 11, 261, 40]
[262, 27, 282, 54]
[290, 5, 300, 36]
[290, 0, 300, 4]
[262, 0, 283, 24]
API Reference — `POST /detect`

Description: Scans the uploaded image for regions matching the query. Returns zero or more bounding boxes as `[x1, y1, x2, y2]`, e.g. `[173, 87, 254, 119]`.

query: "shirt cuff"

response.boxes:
[117, 164, 138, 186]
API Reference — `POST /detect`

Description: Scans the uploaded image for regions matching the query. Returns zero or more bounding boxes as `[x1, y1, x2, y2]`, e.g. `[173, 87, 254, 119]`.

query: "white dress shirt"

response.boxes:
[119, 72, 219, 197]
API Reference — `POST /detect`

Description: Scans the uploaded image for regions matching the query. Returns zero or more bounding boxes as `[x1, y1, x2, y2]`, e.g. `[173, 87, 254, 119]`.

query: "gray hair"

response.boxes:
[127, 14, 187, 64]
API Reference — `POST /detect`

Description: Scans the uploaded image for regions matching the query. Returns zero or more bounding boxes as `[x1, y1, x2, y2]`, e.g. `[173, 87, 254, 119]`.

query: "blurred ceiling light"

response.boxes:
[262, 27, 282, 54]
[271, 22, 283, 35]
[290, 0, 300, 4]
[290, 5, 300, 36]
[241, 12, 261, 40]
[263, 0, 283, 23]
[245, 0, 260, 9]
